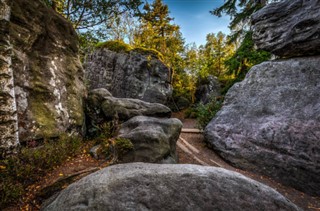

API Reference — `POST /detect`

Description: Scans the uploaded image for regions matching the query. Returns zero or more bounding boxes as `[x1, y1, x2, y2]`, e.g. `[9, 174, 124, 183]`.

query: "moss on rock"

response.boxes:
[95, 40, 164, 61]
[96, 40, 132, 53]
[132, 47, 164, 61]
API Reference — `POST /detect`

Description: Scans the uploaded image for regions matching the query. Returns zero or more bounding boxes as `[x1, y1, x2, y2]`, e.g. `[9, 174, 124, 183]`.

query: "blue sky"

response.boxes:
[161, 0, 231, 46]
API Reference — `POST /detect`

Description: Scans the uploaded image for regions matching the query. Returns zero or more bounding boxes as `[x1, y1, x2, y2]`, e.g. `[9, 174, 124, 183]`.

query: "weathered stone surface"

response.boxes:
[43, 163, 301, 211]
[85, 88, 171, 136]
[85, 48, 172, 105]
[205, 57, 320, 196]
[8, 0, 85, 142]
[195, 75, 221, 104]
[0, 0, 19, 155]
[118, 116, 182, 163]
[252, 0, 320, 57]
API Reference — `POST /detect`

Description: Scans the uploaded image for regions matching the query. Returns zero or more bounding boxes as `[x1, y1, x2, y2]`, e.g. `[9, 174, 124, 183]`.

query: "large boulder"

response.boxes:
[204, 57, 320, 196]
[85, 89, 171, 136]
[195, 75, 221, 104]
[118, 116, 182, 163]
[43, 163, 301, 211]
[1, 0, 85, 152]
[85, 48, 172, 105]
[252, 0, 320, 57]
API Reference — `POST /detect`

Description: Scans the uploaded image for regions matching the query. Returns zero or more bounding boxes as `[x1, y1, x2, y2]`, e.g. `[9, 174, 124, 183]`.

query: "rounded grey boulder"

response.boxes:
[43, 163, 301, 211]
[205, 57, 320, 196]
[118, 116, 182, 163]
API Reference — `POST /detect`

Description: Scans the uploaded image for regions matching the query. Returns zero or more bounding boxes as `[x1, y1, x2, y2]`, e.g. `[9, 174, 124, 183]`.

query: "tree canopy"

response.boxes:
[42, 0, 142, 38]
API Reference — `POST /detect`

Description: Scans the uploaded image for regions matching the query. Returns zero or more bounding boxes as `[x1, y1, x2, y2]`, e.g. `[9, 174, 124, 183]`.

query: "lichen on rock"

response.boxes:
[0, 0, 86, 151]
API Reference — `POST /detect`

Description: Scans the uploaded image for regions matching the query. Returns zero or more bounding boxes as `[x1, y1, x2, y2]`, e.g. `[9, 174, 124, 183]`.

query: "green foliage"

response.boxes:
[134, 0, 185, 69]
[42, 0, 142, 31]
[41, 0, 143, 56]
[114, 137, 134, 157]
[211, 0, 279, 41]
[96, 40, 133, 52]
[97, 137, 133, 161]
[95, 41, 164, 61]
[0, 135, 83, 208]
[224, 31, 271, 78]
[132, 47, 164, 61]
[194, 97, 223, 129]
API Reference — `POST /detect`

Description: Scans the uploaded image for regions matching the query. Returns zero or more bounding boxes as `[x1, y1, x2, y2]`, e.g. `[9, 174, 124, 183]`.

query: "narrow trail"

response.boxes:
[174, 115, 320, 211]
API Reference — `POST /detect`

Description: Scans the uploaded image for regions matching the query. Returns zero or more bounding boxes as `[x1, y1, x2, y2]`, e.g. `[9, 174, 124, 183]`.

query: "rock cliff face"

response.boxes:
[1, 0, 85, 153]
[0, 0, 19, 154]
[85, 48, 172, 105]
[43, 163, 301, 211]
[252, 0, 320, 57]
[205, 0, 320, 196]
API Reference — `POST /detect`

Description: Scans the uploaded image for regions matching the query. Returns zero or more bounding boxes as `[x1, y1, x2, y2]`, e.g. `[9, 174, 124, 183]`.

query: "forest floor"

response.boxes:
[5, 114, 320, 211]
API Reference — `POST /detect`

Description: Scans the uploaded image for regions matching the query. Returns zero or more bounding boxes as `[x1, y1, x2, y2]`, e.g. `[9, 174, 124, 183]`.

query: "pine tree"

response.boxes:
[134, 0, 184, 69]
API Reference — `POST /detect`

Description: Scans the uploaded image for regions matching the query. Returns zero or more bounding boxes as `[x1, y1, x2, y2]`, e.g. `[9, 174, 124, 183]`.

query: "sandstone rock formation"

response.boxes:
[0, 0, 85, 154]
[205, 0, 320, 196]
[43, 163, 301, 211]
[85, 48, 172, 105]
[195, 75, 221, 104]
[0, 0, 19, 154]
[252, 0, 320, 57]
[118, 116, 182, 163]
[205, 57, 320, 196]
[85, 88, 171, 137]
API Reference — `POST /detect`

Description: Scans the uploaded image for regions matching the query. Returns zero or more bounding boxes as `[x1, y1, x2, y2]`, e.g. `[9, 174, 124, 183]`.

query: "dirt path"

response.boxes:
[175, 116, 320, 211]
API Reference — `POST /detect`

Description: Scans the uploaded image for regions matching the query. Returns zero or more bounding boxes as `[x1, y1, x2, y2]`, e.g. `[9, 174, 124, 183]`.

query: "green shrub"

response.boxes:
[0, 134, 83, 208]
[184, 106, 197, 119]
[132, 47, 164, 61]
[97, 137, 133, 161]
[195, 97, 223, 129]
[95, 41, 164, 62]
[95, 40, 132, 52]
[114, 137, 134, 157]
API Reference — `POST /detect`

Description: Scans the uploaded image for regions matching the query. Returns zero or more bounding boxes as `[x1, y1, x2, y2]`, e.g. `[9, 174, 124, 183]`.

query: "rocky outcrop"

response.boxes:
[118, 116, 182, 163]
[43, 163, 301, 211]
[195, 75, 221, 104]
[0, 0, 85, 150]
[85, 88, 171, 136]
[205, 57, 320, 196]
[252, 0, 320, 57]
[0, 0, 19, 155]
[85, 48, 172, 105]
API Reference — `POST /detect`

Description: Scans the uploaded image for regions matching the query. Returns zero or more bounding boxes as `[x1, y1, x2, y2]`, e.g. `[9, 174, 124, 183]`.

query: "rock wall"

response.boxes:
[252, 0, 320, 57]
[0, 0, 19, 155]
[0, 0, 85, 153]
[85, 48, 172, 105]
[205, 0, 320, 196]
